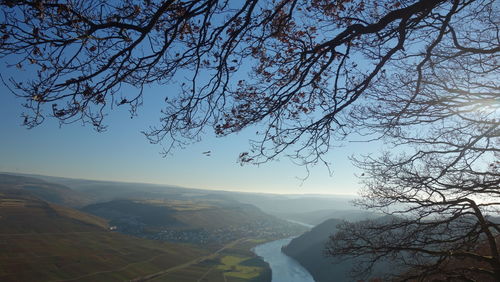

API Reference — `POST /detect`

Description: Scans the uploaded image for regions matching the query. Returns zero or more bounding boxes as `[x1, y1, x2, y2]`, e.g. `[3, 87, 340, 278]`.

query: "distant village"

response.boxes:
[111, 217, 305, 245]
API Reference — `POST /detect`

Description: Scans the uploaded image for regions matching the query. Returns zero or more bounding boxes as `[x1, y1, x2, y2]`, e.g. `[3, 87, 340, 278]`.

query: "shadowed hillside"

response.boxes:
[83, 198, 306, 245]
[83, 199, 184, 228]
[283, 218, 393, 282]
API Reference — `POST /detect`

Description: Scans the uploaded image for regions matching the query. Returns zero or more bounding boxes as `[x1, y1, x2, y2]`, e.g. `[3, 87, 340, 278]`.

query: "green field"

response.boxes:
[148, 238, 272, 282]
[218, 255, 262, 279]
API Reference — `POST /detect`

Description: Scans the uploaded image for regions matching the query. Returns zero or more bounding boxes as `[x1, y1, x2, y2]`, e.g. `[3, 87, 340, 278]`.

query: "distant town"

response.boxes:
[112, 217, 305, 245]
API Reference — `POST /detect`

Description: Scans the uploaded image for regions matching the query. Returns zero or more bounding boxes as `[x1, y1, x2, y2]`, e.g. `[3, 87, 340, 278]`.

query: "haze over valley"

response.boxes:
[0, 173, 371, 282]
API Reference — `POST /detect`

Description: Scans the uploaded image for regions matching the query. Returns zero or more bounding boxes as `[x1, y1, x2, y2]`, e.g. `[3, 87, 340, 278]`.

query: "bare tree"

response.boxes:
[0, 0, 475, 163]
[327, 0, 500, 280]
[1, 0, 499, 279]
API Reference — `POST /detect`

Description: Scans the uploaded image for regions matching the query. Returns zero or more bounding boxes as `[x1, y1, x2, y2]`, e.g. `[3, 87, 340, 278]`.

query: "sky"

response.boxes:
[0, 0, 388, 196]
[0, 75, 376, 195]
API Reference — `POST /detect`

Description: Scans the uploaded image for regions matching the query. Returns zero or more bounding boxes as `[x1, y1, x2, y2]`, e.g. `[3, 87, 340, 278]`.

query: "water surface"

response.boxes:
[253, 237, 315, 282]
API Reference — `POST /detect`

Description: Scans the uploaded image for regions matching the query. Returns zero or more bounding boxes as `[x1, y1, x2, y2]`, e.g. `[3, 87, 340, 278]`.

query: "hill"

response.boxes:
[227, 193, 357, 216]
[282, 218, 347, 282]
[7, 173, 359, 221]
[276, 208, 379, 226]
[283, 218, 392, 282]
[9, 173, 226, 203]
[0, 188, 271, 282]
[0, 189, 106, 234]
[0, 173, 90, 208]
[82, 198, 306, 244]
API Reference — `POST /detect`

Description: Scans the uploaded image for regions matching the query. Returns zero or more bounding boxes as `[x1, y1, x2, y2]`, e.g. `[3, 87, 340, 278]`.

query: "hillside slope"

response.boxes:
[0, 189, 106, 233]
[0, 187, 273, 282]
[0, 173, 90, 207]
[283, 218, 392, 282]
[82, 198, 306, 244]
[9, 173, 359, 219]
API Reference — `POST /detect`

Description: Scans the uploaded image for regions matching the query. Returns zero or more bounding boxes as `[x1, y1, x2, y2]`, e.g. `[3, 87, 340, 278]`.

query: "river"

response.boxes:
[253, 236, 315, 282]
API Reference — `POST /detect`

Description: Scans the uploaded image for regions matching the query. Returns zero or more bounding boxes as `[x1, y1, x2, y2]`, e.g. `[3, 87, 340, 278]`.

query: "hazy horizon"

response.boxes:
[0, 82, 371, 195]
[0, 171, 358, 196]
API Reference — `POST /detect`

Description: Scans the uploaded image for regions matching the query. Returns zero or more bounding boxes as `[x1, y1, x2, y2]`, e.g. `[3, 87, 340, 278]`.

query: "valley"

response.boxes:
[3, 172, 398, 282]
[0, 173, 323, 281]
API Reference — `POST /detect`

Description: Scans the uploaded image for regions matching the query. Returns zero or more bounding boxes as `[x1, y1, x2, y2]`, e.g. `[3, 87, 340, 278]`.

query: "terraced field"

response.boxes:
[0, 178, 273, 282]
[0, 232, 209, 281]
[0, 191, 208, 281]
[0, 175, 278, 282]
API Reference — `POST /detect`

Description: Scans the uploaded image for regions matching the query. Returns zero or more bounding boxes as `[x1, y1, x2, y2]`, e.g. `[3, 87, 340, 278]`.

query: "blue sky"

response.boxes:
[0, 1, 381, 195]
[0, 78, 372, 195]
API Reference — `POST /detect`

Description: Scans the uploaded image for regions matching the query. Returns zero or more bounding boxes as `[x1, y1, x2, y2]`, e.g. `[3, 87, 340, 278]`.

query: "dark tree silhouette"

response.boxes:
[1, 0, 499, 279]
[324, 0, 499, 279]
[0, 0, 473, 163]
